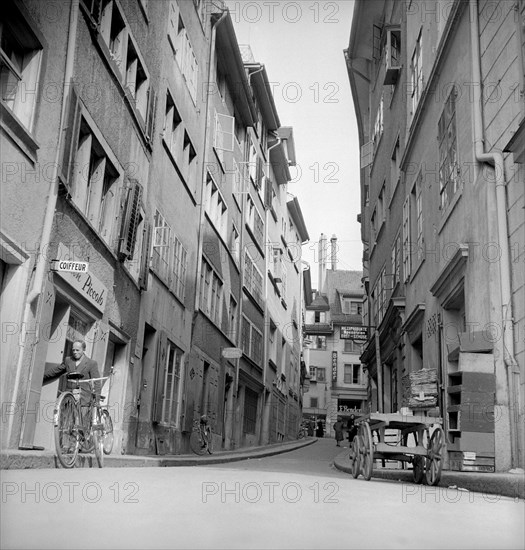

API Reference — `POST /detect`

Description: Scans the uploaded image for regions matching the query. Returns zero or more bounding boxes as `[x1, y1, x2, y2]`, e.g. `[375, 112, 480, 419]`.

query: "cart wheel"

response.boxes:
[350, 437, 361, 479]
[360, 422, 374, 481]
[412, 456, 425, 484]
[425, 426, 445, 486]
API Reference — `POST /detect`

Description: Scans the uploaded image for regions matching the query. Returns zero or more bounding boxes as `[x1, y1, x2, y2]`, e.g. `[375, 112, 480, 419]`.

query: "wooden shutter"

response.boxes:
[58, 83, 81, 191]
[152, 330, 168, 424]
[145, 89, 157, 143]
[138, 220, 152, 291]
[118, 179, 143, 260]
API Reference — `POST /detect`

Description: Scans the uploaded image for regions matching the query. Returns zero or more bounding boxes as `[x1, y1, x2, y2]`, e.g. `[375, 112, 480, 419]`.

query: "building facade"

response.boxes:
[302, 235, 366, 436]
[1, 0, 309, 457]
[346, 0, 524, 471]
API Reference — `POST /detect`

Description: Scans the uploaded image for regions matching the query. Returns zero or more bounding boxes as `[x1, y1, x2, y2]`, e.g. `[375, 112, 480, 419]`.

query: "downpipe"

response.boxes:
[469, 0, 520, 468]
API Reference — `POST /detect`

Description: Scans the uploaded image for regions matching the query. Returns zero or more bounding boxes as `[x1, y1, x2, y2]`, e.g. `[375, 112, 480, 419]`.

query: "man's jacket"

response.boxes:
[44, 355, 102, 405]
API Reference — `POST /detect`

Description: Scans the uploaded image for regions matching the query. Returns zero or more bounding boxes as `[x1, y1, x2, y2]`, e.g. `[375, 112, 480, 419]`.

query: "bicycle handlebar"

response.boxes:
[77, 377, 110, 383]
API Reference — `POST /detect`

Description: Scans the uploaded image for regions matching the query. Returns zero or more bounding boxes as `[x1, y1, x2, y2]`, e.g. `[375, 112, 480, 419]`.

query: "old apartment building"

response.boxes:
[1, 0, 309, 457]
[346, 0, 524, 471]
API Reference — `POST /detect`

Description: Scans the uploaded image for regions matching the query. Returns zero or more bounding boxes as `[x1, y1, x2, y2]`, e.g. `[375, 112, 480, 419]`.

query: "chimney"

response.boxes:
[318, 233, 327, 291]
[330, 234, 337, 271]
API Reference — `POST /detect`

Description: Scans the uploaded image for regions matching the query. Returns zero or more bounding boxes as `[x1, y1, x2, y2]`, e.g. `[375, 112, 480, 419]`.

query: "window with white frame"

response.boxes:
[152, 209, 187, 300]
[438, 86, 459, 211]
[412, 171, 424, 263]
[71, 117, 120, 244]
[343, 339, 361, 353]
[243, 249, 263, 305]
[312, 335, 327, 350]
[391, 137, 400, 195]
[125, 37, 148, 120]
[205, 172, 228, 240]
[411, 30, 423, 115]
[344, 364, 361, 385]
[316, 367, 326, 382]
[1, 1, 43, 132]
[200, 257, 223, 326]
[158, 340, 183, 426]
[241, 315, 263, 365]
[246, 195, 264, 247]
[373, 267, 387, 326]
[214, 111, 234, 169]
[391, 234, 401, 288]
[269, 319, 277, 364]
[342, 299, 362, 315]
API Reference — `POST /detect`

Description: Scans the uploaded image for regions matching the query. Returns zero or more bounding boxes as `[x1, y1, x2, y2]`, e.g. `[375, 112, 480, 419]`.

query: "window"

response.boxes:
[384, 27, 401, 85]
[344, 364, 361, 385]
[391, 138, 400, 196]
[170, 14, 198, 103]
[246, 195, 264, 248]
[372, 94, 384, 148]
[1, 1, 43, 132]
[310, 397, 318, 408]
[152, 209, 187, 300]
[373, 268, 387, 326]
[312, 335, 327, 350]
[438, 86, 459, 211]
[229, 224, 240, 263]
[316, 368, 326, 382]
[164, 90, 197, 189]
[243, 387, 258, 434]
[125, 38, 148, 120]
[157, 340, 183, 426]
[402, 196, 411, 281]
[344, 339, 360, 353]
[71, 116, 120, 244]
[410, 30, 423, 114]
[371, 208, 377, 244]
[269, 320, 277, 364]
[244, 250, 263, 305]
[205, 172, 228, 240]
[228, 295, 238, 343]
[391, 234, 401, 288]
[342, 299, 362, 315]
[200, 258, 223, 326]
[214, 111, 234, 169]
[241, 315, 263, 365]
[412, 172, 424, 263]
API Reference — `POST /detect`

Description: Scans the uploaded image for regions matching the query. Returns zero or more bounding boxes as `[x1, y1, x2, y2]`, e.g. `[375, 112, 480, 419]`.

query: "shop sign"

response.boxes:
[51, 260, 89, 273]
[331, 351, 338, 383]
[340, 326, 368, 341]
[222, 347, 243, 359]
[55, 243, 107, 313]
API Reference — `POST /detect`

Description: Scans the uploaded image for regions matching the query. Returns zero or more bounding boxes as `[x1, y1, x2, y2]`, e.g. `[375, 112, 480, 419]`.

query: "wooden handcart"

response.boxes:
[349, 412, 445, 486]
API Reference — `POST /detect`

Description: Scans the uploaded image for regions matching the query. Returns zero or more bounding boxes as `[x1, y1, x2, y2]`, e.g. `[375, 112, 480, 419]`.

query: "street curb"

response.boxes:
[333, 450, 525, 500]
[1, 438, 317, 470]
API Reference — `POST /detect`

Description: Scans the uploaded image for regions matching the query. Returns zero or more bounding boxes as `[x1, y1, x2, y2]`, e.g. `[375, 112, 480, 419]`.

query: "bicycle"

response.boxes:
[189, 416, 213, 455]
[297, 422, 309, 439]
[53, 372, 113, 468]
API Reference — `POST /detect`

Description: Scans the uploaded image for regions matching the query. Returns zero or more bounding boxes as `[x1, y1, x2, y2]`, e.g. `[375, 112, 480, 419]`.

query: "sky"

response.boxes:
[225, 0, 362, 284]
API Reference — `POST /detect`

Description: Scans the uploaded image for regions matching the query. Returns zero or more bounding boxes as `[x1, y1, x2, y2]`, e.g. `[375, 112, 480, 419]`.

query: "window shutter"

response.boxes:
[265, 177, 273, 209]
[145, 89, 157, 143]
[118, 179, 143, 260]
[59, 83, 81, 191]
[138, 220, 152, 291]
[152, 330, 168, 424]
[360, 141, 374, 169]
[402, 196, 411, 282]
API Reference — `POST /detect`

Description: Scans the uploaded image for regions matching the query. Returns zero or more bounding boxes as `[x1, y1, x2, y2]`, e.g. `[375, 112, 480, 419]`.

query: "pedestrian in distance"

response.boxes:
[347, 414, 357, 443]
[315, 419, 324, 438]
[333, 416, 345, 447]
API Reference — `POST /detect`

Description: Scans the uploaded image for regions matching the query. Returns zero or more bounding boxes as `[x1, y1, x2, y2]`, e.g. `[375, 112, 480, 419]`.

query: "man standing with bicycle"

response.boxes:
[44, 340, 102, 405]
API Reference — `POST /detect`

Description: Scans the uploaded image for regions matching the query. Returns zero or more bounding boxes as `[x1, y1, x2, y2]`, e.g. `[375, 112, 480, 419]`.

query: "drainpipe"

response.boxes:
[470, 0, 520, 468]
[9, 0, 80, 448]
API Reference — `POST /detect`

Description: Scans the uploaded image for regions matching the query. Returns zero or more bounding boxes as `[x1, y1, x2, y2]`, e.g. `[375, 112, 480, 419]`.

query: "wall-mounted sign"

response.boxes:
[332, 351, 338, 384]
[222, 347, 242, 359]
[55, 243, 107, 314]
[51, 260, 89, 273]
[340, 326, 368, 342]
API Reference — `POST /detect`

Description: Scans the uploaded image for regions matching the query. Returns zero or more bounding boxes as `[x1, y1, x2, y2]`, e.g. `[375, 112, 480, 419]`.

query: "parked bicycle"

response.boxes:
[53, 372, 113, 468]
[189, 415, 213, 455]
[297, 421, 309, 439]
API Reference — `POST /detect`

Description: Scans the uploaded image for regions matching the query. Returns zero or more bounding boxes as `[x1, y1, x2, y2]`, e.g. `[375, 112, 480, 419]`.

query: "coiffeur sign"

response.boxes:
[54, 243, 108, 314]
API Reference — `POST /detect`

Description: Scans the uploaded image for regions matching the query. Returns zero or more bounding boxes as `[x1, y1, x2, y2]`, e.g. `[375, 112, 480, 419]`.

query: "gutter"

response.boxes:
[469, 0, 520, 468]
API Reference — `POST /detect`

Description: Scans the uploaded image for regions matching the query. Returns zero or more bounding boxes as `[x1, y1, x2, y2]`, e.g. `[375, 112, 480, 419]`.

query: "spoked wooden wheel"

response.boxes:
[425, 426, 445, 486]
[350, 437, 361, 479]
[92, 408, 104, 468]
[102, 409, 114, 455]
[360, 422, 374, 481]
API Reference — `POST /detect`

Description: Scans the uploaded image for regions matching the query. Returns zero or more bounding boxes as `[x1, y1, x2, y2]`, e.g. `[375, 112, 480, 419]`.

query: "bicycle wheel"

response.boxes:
[80, 405, 94, 453]
[92, 408, 104, 468]
[54, 392, 80, 469]
[189, 430, 207, 455]
[205, 429, 213, 454]
[102, 409, 114, 455]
